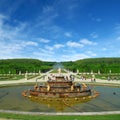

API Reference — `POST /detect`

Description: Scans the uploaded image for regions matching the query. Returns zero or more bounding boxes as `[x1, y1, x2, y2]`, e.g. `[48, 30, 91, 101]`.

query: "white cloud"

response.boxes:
[64, 32, 72, 37]
[0, 42, 23, 59]
[86, 51, 96, 57]
[0, 14, 28, 43]
[80, 38, 97, 45]
[22, 41, 38, 47]
[45, 45, 54, 51]
[38, 38, 50, 43]
[0, 14, 40, 59]
[37, 13, 58, 27]
[54, 44, 64, 49]
[45, 43, 64, 51]
[33, 48, 55, 61]
[102, 48, 107, 51]
[62, 53, 89, 61]
[80, 39, 92, 45]
[33, 48, 54, 57]
[42, 6, 54, 14]
[116, 36, 120, 40]
[0, 14, 6, 19]
[90, 32, 98, 38]
[0, 14, 8, 22]
[0, 41, 38, 55]
[38, 48, 54, 54]
[66, 41, 84, 47]
[0, 43, 20, 54]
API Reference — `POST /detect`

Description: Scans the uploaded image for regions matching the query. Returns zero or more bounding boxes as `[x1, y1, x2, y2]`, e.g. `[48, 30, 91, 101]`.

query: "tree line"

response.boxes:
[62, 58, 120, 73]
[0, 59, 55, 74]
[0, 58, 120, 74]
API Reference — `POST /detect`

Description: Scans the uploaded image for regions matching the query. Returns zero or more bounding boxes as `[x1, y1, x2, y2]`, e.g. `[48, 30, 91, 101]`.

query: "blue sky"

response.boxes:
[0, 0, 120, 61]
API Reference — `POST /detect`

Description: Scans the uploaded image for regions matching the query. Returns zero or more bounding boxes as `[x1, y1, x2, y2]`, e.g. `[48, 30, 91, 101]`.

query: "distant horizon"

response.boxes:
[0, 57, 119, 62]
[0, 0, 120, 61]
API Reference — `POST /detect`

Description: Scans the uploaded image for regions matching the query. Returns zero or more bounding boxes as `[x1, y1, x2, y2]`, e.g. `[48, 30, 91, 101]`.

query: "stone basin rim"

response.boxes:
[0, 110, 120, 115]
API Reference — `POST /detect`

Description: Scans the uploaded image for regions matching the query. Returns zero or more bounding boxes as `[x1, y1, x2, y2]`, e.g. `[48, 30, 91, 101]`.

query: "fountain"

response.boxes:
[0, 81, 119, 112]
[22, 69, 99, 111]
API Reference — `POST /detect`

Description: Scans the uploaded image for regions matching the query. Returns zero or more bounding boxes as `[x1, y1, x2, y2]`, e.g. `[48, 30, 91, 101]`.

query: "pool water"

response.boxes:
[0, 85, 120, 112]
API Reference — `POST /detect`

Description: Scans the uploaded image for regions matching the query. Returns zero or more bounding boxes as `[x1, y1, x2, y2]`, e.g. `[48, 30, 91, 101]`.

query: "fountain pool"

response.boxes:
[0, 85, 120, 112]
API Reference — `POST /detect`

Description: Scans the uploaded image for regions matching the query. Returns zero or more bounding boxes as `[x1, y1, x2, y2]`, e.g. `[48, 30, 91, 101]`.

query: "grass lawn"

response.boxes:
[0, 75, 25, 81]
[0, 113, 120, 120]
[0, 74, 40, 81]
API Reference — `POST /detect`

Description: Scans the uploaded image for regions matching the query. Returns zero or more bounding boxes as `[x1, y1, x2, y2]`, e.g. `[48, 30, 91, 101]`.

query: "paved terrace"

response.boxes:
[0, 72, 120, 86]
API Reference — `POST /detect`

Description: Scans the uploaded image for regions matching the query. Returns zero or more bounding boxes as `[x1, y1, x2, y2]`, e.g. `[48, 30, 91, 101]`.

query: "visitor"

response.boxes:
[108, 76, 110, 81]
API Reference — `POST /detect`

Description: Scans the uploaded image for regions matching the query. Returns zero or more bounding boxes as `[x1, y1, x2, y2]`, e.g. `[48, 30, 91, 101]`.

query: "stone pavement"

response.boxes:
[0, 73, 120, 86]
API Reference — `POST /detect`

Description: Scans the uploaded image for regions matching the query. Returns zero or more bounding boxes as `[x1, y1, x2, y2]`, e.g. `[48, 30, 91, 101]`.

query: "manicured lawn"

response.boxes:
[0, 75, 25, 81]
[0, 113, 120, 120]
[0, 74, 39, 81]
